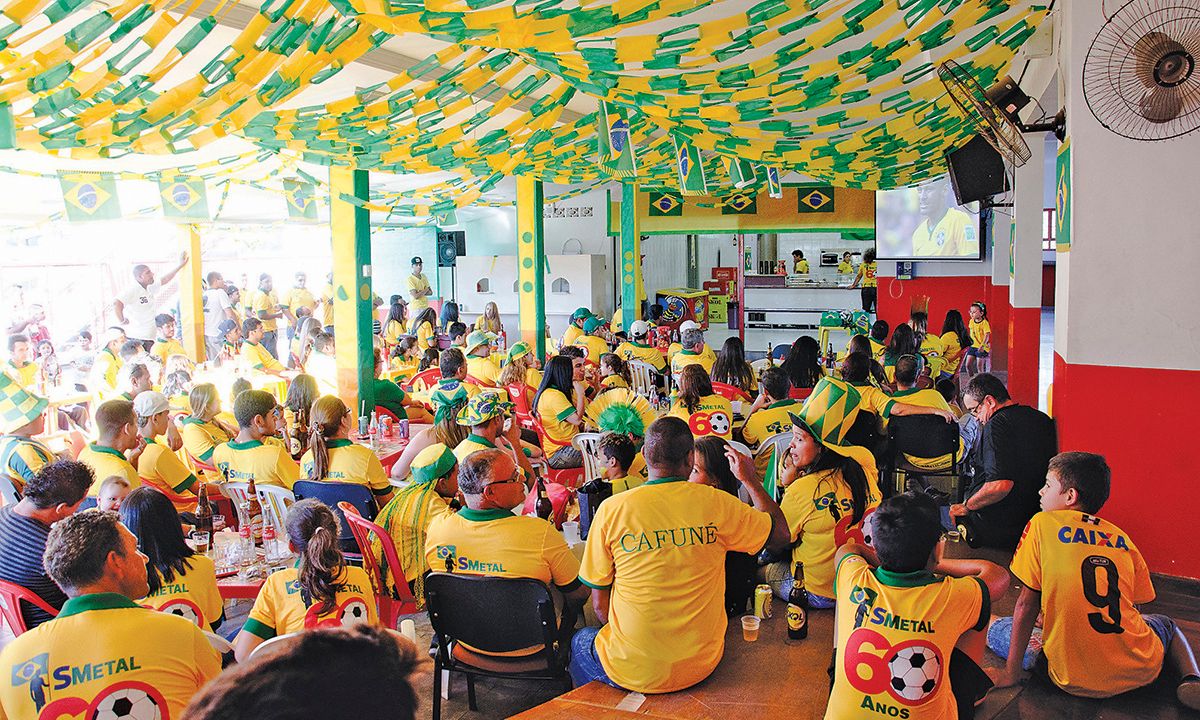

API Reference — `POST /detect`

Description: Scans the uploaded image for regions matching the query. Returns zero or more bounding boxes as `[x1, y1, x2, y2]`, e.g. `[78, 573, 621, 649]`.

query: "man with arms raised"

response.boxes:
[572, 416, 789, 692]
[113, 254, 189, 350]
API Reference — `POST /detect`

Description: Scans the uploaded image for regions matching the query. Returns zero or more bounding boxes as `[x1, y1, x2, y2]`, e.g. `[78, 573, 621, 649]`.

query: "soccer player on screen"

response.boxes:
[912, 180, 979, 257]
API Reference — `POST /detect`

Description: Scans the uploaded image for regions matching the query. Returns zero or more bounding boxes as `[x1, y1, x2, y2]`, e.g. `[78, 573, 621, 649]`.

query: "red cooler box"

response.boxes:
[656, 288, 709, 330]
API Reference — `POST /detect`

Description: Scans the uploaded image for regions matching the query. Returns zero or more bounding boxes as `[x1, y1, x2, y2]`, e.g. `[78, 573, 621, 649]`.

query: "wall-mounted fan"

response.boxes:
[1083, 0, 1200, 140]
[938, 59, 1033, 166]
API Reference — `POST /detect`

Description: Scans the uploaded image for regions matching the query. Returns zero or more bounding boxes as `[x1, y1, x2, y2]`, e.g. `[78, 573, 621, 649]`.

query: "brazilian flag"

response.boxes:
[672, 135, 707, 196]
[798, 185, 835, 213]
[648, 192, 683, 217]
[59, 172, 120, 222]
[158, 176, 209, 221]
[721, 193, 757, 215]
[284, 179, 318, 221]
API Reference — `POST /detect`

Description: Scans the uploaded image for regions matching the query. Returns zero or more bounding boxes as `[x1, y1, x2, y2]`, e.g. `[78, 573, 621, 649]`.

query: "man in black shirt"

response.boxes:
[951, 373, 1056, 549]
[0, 460, 92, 628]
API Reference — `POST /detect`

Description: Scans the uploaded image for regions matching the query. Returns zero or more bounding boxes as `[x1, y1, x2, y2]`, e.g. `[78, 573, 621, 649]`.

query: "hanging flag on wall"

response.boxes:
[58, 172, 120, 221]
[284, 179, 317, 221]
[672, 135, 707, 196]
[597, 101, 637, 177]
[726, 157, 756, 189]
[765, 166, 782, 198]
[797, 185, 836, 213]
[1055, 137, 1071, 253]
[158, 176, 209, 221]
[648, 192, 683, 217]
[721, 193, 758, 215]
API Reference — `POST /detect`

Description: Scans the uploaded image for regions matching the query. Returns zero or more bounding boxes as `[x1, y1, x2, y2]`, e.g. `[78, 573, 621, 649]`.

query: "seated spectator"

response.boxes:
[534, 356, 584, 469]
[990, 452, 1200, 709]
[300, 396, 394, 504]
[667, 365, 734, 440]
[234, 499, 378, 661]
[590, 397, 649, 481]
[410, 307, 439, 353]
[689, 437, 758, 615]
[133, 391, 198, 513]
[940, 309, 971, 381]
[666, 320, 714, 366]
[91, 326, 126, 396]
[77, 399, 141, 495]
[498, 341, 543, 396]
[181, 385, 236, 483]
[598, 353, 630, 391]
[710, 336, 757, 396]
[574, 317, 611, 365]
[0, 460, 91, 628]
[213, 390, 301, 490]
[883, 324, 921, 384]
[453, 392, 535, 480]
[780, 336, 823, 399]
[880, 355, 963, 470]
[390, 337, 420, 381]
[775, 384, 882, 607]
[869, 319, 889, 358]
[240, 318, 286, 377]
[305, 333, 338, 395]
[217, 318, 241, 364]
[556, 345, 594, 402]
[670, 327, 715, 379]
[424, 448, 588, 654]
[562, 308, 590, 347]
[184, 625, 423, 720]
[572, 416, 788, 693]
[373, 350, 425, 423]
[428, 349, 480, 411]
[910, 310, 945, 378]
[281, 373, 319, 457]
[740, 367, 802, 477]
[116, 361, 153, 402]
[151, 313, 186, 367]
[96, 475, 130, 512]
[447, 322, 467, 349]
[464, 331, 500, 387]
[614, 320, 666, 373]
[0, 374, 54, 493]
[387, 397, 469, 486]
[374, 443, 459, 606]
[828, 492, 1008, 718]
[475, 301, 503, 336]
[0, 510, 220, 717]
[120, 487, 223, 631]
[382, 298, 409, 351]
[950, 373, 1056, 549]
[844, 334, 887, 386]
[598, 431, 641, 494]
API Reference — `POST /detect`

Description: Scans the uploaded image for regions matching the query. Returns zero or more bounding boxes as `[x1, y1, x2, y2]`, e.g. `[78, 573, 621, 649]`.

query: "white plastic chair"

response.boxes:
[223, 482, 251, 527]
[627, 361, 657, 398]
[256, 484, 296, 542]
[248, 631, 300, 660]
[755, 432, 794, 501]
[203, 630, 234, 657]
[571, 432, 604, 483]
[727, 440, 753, 458]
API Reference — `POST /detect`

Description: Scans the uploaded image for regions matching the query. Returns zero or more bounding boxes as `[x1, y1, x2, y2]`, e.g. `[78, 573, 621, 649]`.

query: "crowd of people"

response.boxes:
[0, 258, 1195, 720]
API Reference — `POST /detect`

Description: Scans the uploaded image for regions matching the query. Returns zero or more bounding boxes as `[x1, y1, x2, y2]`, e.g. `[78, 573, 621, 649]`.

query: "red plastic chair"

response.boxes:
[338, 502, 419, 627]
[0, 579, 59, 636]
[375, 406, 402, 424]
[711, 382, 753, 403]
[530, 419, 584, 488]
[464, 375, 496, 389]
[788, 386, 814, 400]
[506, 383, 535, 431]
[187, 452, 237, 529]
[405, 367, 441, 394]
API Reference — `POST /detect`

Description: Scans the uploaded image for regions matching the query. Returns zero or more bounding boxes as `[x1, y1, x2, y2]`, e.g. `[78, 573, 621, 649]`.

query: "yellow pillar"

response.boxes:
[178, 224, 204, 361]
[516, 176, 546, 359]
[330, 167, 374, 416]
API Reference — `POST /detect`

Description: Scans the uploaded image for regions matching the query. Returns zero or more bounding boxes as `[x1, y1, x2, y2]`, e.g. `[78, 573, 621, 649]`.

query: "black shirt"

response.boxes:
[0, 506, 66, 628]
[967, 404, 1057, 548]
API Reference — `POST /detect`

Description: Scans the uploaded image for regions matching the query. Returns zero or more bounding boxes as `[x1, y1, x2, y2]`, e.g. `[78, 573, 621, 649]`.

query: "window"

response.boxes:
[1043, 207, 1056, 251]
[476, 278, 491, 294]
[551, 277, 571, 294]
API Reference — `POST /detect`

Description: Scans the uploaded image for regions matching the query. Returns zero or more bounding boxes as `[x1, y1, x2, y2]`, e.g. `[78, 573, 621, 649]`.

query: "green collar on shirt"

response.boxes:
[631, 342, 653, 349]
[58, 592, 139, 618]
[766, 399, 798, 410]
[87, 443, 126, 459]
[181, 417, 205, 426]
[891, 388, 921, 398]
[465, 434, 495, 448]
[227, 439, 264, 451]
[679, 349, 699, 356]
[874, 568, 939, 588]
[644, 475, 687, 486]
[325, 438, 353, 449]
[458, 507, 514, 522]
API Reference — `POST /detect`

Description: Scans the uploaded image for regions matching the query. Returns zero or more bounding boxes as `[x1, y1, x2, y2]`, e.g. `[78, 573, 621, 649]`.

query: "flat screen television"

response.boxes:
[875, 175, 983, 261]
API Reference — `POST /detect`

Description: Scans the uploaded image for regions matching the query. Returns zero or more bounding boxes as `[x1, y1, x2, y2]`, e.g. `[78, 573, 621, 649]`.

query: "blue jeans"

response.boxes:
[569, 627, 623, 689]
[988, 614, 1176, 673]
[773, 570, 836, 609]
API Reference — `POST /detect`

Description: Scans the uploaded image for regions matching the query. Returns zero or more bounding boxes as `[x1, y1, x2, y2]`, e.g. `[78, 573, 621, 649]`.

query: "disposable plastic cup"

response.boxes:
[741, 615, 760, 642]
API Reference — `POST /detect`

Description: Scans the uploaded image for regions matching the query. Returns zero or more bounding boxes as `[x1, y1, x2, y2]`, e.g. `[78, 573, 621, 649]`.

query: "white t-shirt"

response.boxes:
[202, 288, 232, 338]
[120, 280, 163, 340]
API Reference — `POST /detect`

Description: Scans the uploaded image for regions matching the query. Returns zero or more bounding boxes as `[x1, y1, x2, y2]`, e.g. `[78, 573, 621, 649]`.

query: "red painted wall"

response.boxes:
[1052, 353, 1200, 579]
[988, 283, 1010, 372]
[876, 275, 992, 337]
[1007, 307, 1040, 407]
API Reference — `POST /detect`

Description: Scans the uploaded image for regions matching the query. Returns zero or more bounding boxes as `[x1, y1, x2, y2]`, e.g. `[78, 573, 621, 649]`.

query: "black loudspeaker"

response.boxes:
[436, 231, 465, 268]
[945, 135, 1009, 205]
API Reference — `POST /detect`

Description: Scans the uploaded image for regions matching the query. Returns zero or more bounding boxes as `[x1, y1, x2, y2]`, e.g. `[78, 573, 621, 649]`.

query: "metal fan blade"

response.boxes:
[1132, 31, 1174, 88]
[1139, 85, 1184, 122]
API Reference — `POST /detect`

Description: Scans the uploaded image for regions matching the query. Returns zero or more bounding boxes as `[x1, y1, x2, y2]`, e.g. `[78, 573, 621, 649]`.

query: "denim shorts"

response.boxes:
[965, 347, 989, 358]
[988, 614, 1176, 673]
[568, 627, 623, 689]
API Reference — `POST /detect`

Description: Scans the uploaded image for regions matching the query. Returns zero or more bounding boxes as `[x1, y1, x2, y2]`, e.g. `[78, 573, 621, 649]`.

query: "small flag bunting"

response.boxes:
[673, 134, 707, 196]
[597, 101, 637, 178]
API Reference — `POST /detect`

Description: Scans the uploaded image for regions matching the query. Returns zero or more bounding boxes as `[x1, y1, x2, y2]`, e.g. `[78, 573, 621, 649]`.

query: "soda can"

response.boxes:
[380, 415, 393, 436]
[398, 419, 410, 439]
[753, 584, 773, 619]
[358, 415, 370, 438]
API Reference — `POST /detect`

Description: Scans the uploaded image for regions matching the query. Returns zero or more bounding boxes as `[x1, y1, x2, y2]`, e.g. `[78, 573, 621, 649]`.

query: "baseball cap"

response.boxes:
[218, 319, 238, 335]
[679, 320, 699, 332]
[582, 317, 603, 334]
[629, 320, 650, 338]
[571, 308, 591, 321]
[411, 256, 423, 265]
[101, 327, 126, 345]
[133, 391, 170, 417]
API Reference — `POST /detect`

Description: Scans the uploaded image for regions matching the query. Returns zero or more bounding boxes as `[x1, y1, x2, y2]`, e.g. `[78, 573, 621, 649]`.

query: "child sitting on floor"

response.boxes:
[989, 452, 1200, 710]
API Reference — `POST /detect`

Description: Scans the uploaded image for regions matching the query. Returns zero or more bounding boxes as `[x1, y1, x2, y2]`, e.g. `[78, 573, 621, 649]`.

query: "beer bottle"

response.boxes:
[535, 478, 553, 521]
[766, 342, 774, 367]
[787, 562, 809, 641]
[826, 342, 835, 370]
[195, 483, 214, 537]
[244, 477, 264, 545]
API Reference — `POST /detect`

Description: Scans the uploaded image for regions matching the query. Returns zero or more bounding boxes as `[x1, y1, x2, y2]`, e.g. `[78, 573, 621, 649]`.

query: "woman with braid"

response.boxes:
[299, 396, 394, 506]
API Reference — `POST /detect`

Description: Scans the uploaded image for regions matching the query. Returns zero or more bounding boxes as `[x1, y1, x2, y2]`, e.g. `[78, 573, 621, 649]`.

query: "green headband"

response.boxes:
[411, 446, 456, 484]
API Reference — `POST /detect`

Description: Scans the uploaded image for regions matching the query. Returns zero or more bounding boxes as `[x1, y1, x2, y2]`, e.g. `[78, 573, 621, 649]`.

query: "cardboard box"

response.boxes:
[702, 281, 726, 295]
[712, 267, 738, 282]
[708, 295, 729, 324]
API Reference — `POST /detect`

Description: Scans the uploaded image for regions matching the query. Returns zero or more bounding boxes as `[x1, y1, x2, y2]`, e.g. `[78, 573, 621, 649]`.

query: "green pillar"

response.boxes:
[517, 176, 546, 360]
[686, 234, 699, 288]
[330, 167, 375, 415]
[620, 182, 642, 332]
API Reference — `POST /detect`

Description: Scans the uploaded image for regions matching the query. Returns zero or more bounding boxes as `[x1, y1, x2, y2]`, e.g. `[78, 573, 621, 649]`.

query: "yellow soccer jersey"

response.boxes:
[94, 348, 123, 393]
[251, 290, 281, 332]
[465, 356, 500, 386]
[180, 417, 231, 469]
[741, 399, 801, 477]
[320, 284, 335, 327]
[383, 319, 406, 348]
[667, 394, 734, 440]
[826, 555, 987, 720]
[574, 335, 610, 364]
[0, 593, 220, 720]
[579, 478, 772, 694]
[212, 439, 299, 489]
[425, 509, 580, 589]
[244, 565, 378, 639]
[628, 452, 647, 481]
[142, 554, 223, 631]
[614, 341, 667, 372]
[781, 464, 882, 599]
[535, 388, 578, 455]
[666, 342, 714, 366]
[6, 361, 37, 388]
[406, 274, 431, 312]
[670, 348, 716, 379]
[240, 341, 283, 373]
[136, 439, 198, 513]
[611, 474, 645, 494]
[299, 439, 391, 496]
[969, 319, 991, 354]
[1010, 510, 1162, 698]
[857, 262, 878, 288]
[0, 435, 55, 491]
[151, 338, 186, 366]
[794, 259, 810, 274]
[281, 287, 316, 316]
[912, 208, 978, 257]
[561, 324, 584, 348]
[452, 434, 497, 464]
[837, 261, 855, 274]
[599, 375, 628, 391]
[77, 444, 140, 496]
[415, 322, 436, 352]
[939, 332, 965, 375]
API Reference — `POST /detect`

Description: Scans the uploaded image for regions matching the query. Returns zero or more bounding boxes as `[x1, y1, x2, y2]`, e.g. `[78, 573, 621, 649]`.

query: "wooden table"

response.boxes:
[512, 607, 834, 720]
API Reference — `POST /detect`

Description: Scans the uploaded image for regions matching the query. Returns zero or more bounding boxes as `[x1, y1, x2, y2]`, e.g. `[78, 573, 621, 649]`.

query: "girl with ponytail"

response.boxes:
[234, 499, 378, 662]
[298, 396, 395, 505]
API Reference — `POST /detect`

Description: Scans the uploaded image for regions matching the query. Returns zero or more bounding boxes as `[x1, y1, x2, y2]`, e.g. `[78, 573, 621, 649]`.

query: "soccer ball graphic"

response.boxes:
[340, 600, 369, 626]
[160, 600, 201, 627]
[887, 643, 941, 703]
[709, 412, 731, 436]
[92, 687, 162, 720]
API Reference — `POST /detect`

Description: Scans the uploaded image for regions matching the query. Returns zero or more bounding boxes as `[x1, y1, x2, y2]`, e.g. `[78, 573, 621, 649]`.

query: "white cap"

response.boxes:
[679, 320, 699, 332]
[101, 327, 125, 345]
[132, 391, 169, 417]
[629, 320, 650, 338]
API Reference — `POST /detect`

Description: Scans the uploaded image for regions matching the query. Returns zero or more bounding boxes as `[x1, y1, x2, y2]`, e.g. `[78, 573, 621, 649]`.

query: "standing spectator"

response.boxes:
[848, 247, 878, 313]
[0, 510, 220, 718]
[406, 257, 432, 322]
[949, 373, 1056, 548]
[91, 327, 126, 396]
[251, 274, 285, 359]
[114, 253, 189, 350]
[0, 460, 91, 629]
[281, 271, 317, 342]
[202, 271, 235, 361]
[6, 334, 37, 387]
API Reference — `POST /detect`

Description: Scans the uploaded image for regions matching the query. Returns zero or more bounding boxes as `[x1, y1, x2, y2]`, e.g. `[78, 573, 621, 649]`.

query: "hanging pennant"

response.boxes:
[726, 158, 756, 189]
[158, 176, 210, 221]
[765, 166, 783, 199]
[673, 135, 707, 196]
[284, 179, 318, 221]
[58, 172, 120, 222]
[597, 101, 637, 178]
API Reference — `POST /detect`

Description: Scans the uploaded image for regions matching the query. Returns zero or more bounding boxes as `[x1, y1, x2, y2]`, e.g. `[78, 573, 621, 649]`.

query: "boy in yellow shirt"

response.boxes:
[990, 452, 1200, 709]
[463, 331, 500, 387]
[212, 389, 300, 489]
[562, 308, 590, 348]
[77, 400, 142, 496]
[150, 314, 186, 367]
[597, 432, 642, 494]
[739, 368, 801, 479]
[573, 317, 611, 365]
[5, 334, 38, 387]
